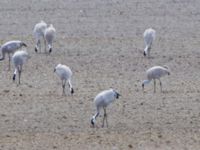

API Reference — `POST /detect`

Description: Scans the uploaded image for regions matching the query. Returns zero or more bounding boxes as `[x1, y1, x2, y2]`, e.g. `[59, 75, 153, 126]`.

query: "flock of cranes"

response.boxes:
[0, 22, 170, 127]
[90, 28, 170, 127]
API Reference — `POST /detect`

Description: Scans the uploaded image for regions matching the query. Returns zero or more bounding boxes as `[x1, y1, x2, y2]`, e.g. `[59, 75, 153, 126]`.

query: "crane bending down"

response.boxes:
[54, 64, 74, 95]
[12, 50, 30, 84]
[33, 20, 47, 53]
[91, 89, 121, 128]
[142, 66, 170, 93]
[0, 40, 27, 70]
[44, 24, 56, 53]
[143, 28, 156, 57]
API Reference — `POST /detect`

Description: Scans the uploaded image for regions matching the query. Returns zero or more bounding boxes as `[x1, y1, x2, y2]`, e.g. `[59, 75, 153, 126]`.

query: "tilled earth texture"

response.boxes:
[0, 0, 200, 150]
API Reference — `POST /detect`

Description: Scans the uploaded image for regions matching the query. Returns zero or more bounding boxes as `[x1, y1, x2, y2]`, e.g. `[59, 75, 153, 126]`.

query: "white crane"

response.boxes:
[44, 24, 56, 53]
[54, 64, 74, 95]
[12, 50, 30, 84]
[91, 89, 121, 128]
[0, 40, 27, 70]
[33, 20, 47, 53]
[143, 28, 156, 57]
[142, 66, 170, 93]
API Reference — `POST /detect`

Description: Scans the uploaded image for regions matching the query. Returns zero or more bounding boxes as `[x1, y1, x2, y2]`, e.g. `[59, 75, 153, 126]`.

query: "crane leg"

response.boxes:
[18, 69, 21, 85]
[105, 109, 108, 127]
[159, 79, 162, 92]
[19, 65, 23, 85]
[44, 37, 47, 53]
[62, 80, 66, 96]
[19, 71, 21, 84]
[102, 107, 108, 128]
[8, 54, 11, 71]
[154, 79, 156, 93]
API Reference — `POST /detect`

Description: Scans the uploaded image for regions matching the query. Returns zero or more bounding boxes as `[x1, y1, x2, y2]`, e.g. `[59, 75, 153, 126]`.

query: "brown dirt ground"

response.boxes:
[0, 0, 200, 149]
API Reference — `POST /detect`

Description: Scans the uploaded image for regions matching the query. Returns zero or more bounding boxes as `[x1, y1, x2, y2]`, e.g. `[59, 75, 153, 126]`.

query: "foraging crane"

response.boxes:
[0, 40, 27, 70]
[12, 50, 30, 84]
[44, 24, 56, 53]
[142, 66, 170, 92]
[91, 89, 121, 128]
[33, 20, 47, 53]
[143, 28, 156, 57]
[54, 64, 74, 95]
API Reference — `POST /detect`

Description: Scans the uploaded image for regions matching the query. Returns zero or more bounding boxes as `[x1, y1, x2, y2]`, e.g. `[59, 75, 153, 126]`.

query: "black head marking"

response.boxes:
[13, 74, 16, 81]
[35, 47, 38, 53]
[71, 88, 74, 94]
[143, 51, 146, 56]
[49, 48, 52, 53]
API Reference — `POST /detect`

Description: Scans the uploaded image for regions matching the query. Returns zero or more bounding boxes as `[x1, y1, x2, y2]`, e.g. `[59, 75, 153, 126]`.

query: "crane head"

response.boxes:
[91, 116, 96, 127]
[13, 74, 16, 81]
[70, 88, 74, 95]
[143, 51, 146, 56]
[114, 90, 121, 99]
[35, 47, 38, 53]
[116, 92, 121, 99]
[142, 83, 145, 92]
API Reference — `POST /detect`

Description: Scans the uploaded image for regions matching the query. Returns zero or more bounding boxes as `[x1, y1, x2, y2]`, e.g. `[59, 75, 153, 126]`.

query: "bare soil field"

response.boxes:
[0, 0, 200, 149]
